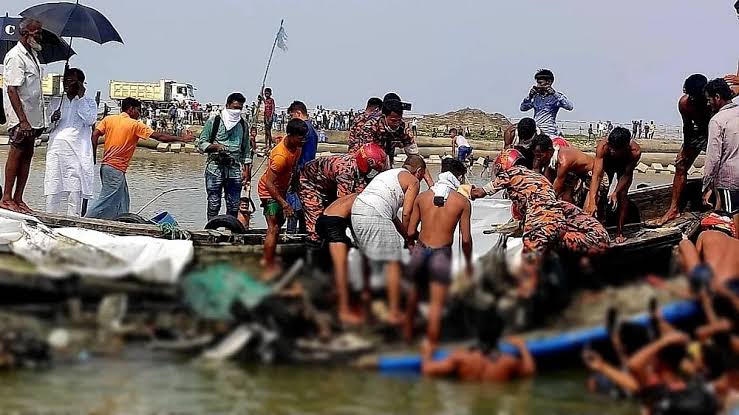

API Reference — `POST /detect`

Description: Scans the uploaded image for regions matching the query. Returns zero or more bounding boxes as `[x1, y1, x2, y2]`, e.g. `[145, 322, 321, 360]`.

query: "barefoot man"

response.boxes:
[257, 119, 307, 276]
[531, 134, 606, 208]
[656, 74, 712, 225]
[2, 18, 45, 213]
[405, 158, 473, 346]
[584, 127, 642, 244]
[351, 155, 427, 325]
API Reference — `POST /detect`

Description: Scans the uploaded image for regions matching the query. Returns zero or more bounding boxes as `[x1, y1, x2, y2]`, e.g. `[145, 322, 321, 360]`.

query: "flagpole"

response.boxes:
[255, 19, 284, 125]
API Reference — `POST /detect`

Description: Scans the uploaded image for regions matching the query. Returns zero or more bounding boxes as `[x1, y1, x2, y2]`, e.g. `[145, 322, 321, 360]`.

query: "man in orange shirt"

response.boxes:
[258, 118, 307, 276]
[85, 97, 192, 219]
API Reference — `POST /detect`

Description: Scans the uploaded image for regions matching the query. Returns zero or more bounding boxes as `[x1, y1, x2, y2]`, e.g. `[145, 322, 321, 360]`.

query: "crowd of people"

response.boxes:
[2, 16, 739, 414]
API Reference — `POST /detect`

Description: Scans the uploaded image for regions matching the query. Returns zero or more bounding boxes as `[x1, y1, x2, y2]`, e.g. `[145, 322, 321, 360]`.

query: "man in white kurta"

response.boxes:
[44, 68, 97, 216]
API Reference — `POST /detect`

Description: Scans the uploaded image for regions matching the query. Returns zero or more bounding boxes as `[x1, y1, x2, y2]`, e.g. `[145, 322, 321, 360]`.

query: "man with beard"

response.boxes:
[1, 18, 45, 213]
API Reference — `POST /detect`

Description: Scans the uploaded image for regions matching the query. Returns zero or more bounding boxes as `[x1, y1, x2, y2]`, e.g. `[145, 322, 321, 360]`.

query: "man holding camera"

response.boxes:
[198, 93, 251, 221]
[520, 69, 573, 137]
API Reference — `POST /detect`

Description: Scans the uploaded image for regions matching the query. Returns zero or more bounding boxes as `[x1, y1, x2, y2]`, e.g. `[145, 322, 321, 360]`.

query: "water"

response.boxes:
[2, 146, 648, 414]
[0, 347, 637, 414]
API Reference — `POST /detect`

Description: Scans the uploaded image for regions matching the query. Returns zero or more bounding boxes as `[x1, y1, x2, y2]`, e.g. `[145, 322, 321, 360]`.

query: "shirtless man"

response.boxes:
[315, 193, 362, 325]
[584, 127, 642, 244]
[405, 159, 473, 346]
[421, 309, 535, 382]
[531, 134, 604, 207]
[503, 117, 537, 149]
[655, 75, 712, 226]
[678, 230, 739, 294]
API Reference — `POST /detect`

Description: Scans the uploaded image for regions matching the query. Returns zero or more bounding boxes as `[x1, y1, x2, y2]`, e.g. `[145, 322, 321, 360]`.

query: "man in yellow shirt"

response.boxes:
[85, 97, 192, 219]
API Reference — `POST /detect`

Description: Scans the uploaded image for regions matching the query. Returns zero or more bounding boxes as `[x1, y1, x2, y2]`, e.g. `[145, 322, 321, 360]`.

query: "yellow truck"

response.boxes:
[109, 79, 196, 108]
[0, 73, 63, 96]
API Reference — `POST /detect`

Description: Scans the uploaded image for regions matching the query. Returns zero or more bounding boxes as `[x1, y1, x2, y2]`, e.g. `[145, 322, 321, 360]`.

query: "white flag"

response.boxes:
[276, 26, 288, 52]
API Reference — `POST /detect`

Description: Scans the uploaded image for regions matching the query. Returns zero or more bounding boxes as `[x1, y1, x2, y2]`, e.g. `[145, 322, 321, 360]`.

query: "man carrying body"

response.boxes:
[702, 78, 739, 239]
[257, 119, 307, 276]
[532, 134, 606, 208]
[260, 87, 275, 149]
[470, 150, 610, 296]
[405, 158, 472, 346]
[44, 68, 97, 217]
[655, 75, 713, 226]
[85, 98, 193, 219]
[351, 155, 427, 325]
[347, 97, 434, 186]
[2, 18, 45, 213]
[584, 127, 642, 244]
[197, 93, 250, 221]
[299, 143, 388, 244]
[421, 310, 535, 382]
[519, 69, 573, 137]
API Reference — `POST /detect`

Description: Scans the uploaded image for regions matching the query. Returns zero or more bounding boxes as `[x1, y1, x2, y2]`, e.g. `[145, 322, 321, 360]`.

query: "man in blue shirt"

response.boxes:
[285, 100, 318, 233]
[520, 69, 573, 136]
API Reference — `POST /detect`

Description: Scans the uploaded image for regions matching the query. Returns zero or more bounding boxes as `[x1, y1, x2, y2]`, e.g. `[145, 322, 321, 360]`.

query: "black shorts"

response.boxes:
[717, 189, 739, 215]
[8, 126, 43, 149]
[315, 215, 351, 245]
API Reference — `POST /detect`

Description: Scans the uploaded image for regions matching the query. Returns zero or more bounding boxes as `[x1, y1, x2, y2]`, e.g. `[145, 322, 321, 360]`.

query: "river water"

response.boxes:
[0, 146, 656, 414]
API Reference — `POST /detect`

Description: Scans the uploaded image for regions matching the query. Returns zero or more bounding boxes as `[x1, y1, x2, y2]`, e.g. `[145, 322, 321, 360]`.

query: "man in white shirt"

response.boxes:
[44, 68, 98, 216]
[1, 18, 45, 213]
[450, 128, 472, 162]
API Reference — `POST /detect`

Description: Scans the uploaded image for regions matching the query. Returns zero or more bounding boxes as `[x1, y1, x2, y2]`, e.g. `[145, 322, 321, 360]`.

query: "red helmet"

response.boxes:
[493, 148, 525, 175]
[551, 136, 570, 149]
[355, 143, 388, 175]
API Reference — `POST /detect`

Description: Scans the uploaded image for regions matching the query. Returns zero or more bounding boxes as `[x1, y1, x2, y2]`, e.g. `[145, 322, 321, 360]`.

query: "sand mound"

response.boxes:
[417, 107, 512, 133]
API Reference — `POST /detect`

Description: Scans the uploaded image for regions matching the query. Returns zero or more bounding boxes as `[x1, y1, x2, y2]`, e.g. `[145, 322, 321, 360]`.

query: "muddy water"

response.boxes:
[0, 146, 658, 414]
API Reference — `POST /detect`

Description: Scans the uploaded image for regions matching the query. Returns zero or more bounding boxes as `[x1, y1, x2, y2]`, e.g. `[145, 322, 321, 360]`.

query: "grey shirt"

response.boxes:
[703, 103, 739, 192]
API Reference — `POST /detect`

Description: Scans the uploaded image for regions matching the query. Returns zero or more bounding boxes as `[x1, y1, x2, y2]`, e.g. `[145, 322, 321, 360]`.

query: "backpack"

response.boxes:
[209, 115, 247, 144]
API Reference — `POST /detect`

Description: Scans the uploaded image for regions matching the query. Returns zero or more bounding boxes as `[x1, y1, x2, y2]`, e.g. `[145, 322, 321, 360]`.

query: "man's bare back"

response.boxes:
[697, 231, 739, 284]
[415, 190, 470, 248]
[557, 147, 594, 178]
[324, 193, 357, 218]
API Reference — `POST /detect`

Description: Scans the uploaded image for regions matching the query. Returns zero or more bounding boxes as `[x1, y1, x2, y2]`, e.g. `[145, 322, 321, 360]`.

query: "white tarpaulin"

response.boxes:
[0, 210, 193, 284]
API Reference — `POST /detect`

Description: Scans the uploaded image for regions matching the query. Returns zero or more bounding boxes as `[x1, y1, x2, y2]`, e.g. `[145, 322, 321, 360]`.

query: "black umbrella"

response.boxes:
[20, 1, 123, 45]
[0, 15, 74, 64]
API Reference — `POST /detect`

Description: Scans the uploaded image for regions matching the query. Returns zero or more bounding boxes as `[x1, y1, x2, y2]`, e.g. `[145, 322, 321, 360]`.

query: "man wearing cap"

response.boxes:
[520, 69, 573, 137]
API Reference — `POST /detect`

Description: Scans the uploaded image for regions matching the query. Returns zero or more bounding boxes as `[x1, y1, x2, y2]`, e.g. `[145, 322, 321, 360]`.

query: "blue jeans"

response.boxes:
[85, 164, 130, 220]
[457, 146, 472, 161]
[205, 171, 242, 220]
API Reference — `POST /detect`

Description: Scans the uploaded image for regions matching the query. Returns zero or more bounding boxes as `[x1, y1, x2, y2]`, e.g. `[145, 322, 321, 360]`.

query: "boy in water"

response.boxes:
[257, 119, 307, 277]
[421, 310, 535, 382]
[405, 158, 473, 346]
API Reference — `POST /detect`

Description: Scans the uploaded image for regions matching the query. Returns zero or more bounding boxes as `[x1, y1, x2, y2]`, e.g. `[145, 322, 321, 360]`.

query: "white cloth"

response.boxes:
[44, 96, 98, 198]
[432, 172, 461, 204]
[355, 168, 405, 219]
[46, 191, 83, 217]
[455, 135, 469, 147]
[221, 108, 242, 131]
[2, 43, 45, 129]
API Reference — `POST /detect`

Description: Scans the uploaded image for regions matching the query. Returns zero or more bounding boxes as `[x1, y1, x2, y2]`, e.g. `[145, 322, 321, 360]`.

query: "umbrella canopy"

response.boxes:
[20, 2, 123, 45]
[0, 16, 74, 64]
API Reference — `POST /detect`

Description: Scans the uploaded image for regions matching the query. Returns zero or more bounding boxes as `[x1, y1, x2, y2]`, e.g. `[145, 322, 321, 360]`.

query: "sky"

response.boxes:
[4, 0, 739, 124]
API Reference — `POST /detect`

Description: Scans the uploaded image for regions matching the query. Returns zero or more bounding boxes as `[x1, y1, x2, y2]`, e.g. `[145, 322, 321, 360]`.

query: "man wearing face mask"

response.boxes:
[299, 143, 388, 244]
[197, 93, 251, 221]
[347, 96, 434, 186]
[1, 18, 45, 213]
[520, 69, 573, 137]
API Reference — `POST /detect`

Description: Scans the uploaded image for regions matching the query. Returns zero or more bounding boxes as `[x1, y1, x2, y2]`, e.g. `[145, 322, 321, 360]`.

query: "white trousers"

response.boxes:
[46, 192, 83, 217]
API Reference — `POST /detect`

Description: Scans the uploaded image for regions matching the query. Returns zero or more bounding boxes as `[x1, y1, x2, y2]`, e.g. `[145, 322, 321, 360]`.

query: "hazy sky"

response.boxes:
[4, 0, 739, 124]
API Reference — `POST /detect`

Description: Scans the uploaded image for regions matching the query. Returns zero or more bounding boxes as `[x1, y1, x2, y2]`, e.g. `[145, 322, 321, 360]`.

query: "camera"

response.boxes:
[401, 102, 412, 111]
